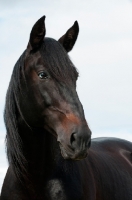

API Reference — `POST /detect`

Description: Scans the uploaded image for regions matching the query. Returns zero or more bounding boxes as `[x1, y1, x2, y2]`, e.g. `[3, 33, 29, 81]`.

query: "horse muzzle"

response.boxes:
[58, 128, 92, 160]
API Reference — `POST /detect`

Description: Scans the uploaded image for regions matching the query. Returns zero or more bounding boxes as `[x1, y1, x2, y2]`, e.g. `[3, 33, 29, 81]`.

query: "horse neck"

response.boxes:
[18, 120, 59, 181]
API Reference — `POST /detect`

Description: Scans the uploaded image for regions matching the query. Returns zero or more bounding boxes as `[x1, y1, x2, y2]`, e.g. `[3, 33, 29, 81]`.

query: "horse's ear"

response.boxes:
[58, 21, 79, 52]
[27, 16, 46, 52]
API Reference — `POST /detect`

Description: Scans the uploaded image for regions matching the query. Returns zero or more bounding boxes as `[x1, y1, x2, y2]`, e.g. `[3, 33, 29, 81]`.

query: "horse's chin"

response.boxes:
[59, 143, 88, 160]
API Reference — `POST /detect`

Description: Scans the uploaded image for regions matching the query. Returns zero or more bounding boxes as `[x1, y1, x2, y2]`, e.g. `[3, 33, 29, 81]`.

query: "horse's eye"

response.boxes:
[38, 72, 49, 79]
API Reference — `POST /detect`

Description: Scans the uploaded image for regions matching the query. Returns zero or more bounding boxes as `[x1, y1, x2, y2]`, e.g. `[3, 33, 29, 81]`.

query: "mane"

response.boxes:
[4, 38, 79, 183]
[4, 51, 28, 181]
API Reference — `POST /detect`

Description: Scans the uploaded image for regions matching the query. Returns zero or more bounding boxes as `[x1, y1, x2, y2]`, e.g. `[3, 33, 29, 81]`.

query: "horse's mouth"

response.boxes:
[59, 143, 88, 160]
[59, 144, 70, 159]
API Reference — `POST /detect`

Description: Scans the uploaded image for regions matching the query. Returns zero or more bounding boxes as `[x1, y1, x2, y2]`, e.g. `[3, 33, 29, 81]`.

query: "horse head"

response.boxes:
[20, 16, 91, 160]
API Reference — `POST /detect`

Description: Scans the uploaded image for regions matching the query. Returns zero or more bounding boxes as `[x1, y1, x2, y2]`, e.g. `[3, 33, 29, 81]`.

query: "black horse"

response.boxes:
[0, 16, 132, 200]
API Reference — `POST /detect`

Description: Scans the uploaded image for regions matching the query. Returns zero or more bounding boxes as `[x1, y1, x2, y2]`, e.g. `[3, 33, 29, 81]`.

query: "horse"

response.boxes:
[0, 16, 132, 200]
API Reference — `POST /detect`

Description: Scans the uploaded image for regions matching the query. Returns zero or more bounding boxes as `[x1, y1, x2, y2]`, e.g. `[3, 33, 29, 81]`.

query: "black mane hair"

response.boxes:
[4, 51, 27, 181]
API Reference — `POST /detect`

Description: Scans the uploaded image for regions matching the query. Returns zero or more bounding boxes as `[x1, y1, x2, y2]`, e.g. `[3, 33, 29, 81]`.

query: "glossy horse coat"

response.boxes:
[0, 16, 132, 200]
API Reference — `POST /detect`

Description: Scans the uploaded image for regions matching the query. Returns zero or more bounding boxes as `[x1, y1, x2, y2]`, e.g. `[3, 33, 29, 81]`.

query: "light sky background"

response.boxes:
[0, 0, 132, 191]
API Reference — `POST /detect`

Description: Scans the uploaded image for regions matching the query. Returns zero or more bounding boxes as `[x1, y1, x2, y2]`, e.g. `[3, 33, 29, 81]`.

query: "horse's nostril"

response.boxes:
[70, 132, 76, 147]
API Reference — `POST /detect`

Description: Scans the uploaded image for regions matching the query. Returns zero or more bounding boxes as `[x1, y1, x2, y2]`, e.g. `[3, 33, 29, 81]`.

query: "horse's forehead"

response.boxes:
[25, 51, 44, 71]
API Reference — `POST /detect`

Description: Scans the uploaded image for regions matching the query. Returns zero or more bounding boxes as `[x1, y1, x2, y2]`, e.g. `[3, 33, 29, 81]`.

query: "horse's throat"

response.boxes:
[20, 125, 60, 180]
